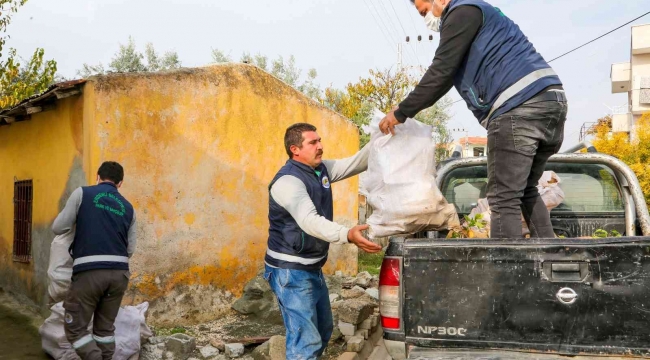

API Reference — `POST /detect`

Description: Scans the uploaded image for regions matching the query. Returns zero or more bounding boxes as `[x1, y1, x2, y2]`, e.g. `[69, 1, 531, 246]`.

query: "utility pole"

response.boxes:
[397, 43, 403, 72]
[403, 34, 435, 74]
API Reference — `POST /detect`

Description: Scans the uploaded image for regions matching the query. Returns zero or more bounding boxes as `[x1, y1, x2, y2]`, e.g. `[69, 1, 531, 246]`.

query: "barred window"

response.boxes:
[13, 179, 33, 263]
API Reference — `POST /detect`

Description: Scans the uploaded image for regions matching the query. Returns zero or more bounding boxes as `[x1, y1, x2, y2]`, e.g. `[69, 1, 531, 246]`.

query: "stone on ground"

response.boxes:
[199, 345, 220, 359]
[338, 298, 376, 325]
[225, 343, 245, 358]
[341, 286, 366, 299]
[355, 272, 373, 288]
[346, 336, 365, 352]
[365, 288, 379, 300]
[338, 320, 357, 336]
[165, 333, 197, 359]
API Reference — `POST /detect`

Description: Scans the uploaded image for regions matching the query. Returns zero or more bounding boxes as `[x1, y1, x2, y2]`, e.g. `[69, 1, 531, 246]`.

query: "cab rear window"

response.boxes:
[441, 163, 625, 214]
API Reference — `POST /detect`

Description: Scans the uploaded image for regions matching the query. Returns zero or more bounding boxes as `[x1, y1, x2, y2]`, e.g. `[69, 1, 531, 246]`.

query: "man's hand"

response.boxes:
[347, 224, 382, 253]
[379, 110, 400, 135]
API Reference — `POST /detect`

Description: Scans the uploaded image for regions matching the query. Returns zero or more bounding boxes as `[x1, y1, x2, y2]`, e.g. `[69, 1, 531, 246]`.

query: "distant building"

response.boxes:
[610, 23, 650, 138]
[450, 136, 488, 157]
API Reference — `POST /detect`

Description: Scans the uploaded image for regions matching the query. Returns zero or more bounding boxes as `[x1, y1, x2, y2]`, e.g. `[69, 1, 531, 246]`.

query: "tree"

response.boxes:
[78, 37, 181, 77]
[415, 97, 453, 162]
[211, 49, 321, 100]
[0, 0, 57, 109]
[322, 67, 453, 150]
[211, 49, 232, 63]
[591, 113, 650, 206]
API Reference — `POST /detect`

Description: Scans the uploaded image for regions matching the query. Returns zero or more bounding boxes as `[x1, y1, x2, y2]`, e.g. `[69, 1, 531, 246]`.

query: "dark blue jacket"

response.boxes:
[265, 160, 333, 271]
[447, 0, 562, 125]
[71, 182, 134, 274]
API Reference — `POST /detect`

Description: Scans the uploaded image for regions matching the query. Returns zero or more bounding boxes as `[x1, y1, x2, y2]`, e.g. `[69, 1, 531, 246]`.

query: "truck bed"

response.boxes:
[386, 237, 650, 358]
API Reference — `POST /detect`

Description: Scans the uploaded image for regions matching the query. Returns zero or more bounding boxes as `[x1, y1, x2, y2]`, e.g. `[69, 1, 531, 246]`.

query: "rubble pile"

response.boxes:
[141, 270, 383, 359]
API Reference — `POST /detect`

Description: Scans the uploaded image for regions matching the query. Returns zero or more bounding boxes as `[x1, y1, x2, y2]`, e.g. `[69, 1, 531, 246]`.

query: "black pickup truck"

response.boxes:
[378, 150, 650, 359]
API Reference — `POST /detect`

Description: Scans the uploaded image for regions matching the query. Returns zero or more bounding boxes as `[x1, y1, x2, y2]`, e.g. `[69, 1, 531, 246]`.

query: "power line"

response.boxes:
[384, 0, 422, 66]
[548, 11, 650, 63]
[401, 0, 420, 35]
[422, 10, 650, 109]
[446, 12, 650, 105]
[384, 0, 408, 36]
[361, 0, 398, 53]
[370, 0, 399, 44]
[375, 0, 420, 66]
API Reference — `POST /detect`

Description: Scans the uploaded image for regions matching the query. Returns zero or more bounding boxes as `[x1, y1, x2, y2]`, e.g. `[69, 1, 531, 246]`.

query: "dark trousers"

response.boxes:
[63, 269, 129, 360]
[486, 94, 568, 239]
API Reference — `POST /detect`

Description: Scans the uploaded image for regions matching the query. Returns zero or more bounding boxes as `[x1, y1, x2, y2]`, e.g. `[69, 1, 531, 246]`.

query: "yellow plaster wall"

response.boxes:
[85, 65, 360, 324]
[0, 96, 85, 308]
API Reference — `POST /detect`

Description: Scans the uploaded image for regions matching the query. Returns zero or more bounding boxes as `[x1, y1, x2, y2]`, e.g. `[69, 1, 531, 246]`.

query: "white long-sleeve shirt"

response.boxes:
[270, 145, 370, 245]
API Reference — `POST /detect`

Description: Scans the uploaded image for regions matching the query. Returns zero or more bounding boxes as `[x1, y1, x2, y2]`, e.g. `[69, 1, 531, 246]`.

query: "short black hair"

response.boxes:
[284, 123, 317, 158]
[97, 161, 124, 184]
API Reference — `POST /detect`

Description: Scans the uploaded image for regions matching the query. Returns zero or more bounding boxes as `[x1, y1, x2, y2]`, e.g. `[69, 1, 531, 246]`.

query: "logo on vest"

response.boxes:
[322, 176, 330, 189]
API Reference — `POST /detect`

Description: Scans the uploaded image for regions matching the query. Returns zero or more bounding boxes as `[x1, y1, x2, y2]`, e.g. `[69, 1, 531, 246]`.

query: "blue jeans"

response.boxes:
[264, 265, 333, 360]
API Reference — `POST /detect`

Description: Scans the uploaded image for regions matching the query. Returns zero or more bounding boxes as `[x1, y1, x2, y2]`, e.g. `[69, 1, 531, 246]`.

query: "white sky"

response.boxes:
[8, 0, 650, 150]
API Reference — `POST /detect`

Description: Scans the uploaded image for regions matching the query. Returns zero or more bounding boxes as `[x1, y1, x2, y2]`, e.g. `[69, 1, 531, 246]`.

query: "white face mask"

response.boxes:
[424, 11, 441, 32]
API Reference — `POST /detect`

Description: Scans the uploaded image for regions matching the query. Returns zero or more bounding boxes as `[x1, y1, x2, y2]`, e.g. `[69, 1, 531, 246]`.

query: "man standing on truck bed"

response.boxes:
[52, 161, 136, 360]
[265, 123, 382, 359]
[379, 0, 567, 238]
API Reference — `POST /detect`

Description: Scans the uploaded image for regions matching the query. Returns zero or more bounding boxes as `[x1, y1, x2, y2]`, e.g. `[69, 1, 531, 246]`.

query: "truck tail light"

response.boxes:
[379, 257, 401, 330]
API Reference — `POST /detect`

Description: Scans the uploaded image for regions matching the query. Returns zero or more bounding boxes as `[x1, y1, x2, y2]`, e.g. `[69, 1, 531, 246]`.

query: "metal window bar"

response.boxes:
[13, 180, 33, 263]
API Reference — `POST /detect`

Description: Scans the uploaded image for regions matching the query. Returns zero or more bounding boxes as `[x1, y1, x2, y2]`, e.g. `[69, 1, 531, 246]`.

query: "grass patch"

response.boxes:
[358, 250, 385, 276]
[153, 326, 188, 337]
[170, 327, 186, 334]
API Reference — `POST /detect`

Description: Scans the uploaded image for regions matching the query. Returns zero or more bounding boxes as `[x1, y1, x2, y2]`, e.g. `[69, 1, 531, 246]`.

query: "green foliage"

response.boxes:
[78, 37, 181, 77]
[0, 0, 57, 109]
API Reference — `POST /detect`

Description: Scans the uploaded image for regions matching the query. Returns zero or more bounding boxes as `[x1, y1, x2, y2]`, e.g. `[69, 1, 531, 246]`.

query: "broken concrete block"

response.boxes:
[338, 320, 357, 336]
[199, 345, 220, 359]
[225, 343, 245, 358]
[342, 277, 356, 289]
[354, 329, 369, 340]
[329, 294, 340, 303]
[166, 333, 196, 359]
[251, 340, 270, 360]
[140, 344, 165, 360]
[338, 352, 360, 360]
[346, 336, 365, 352]
[365, 288, 379, 300]
[210, 338, 226, 351]
[355, 271, 373, 288]
[148, 336, 167, 345]
[231, 276, 282, 323]
[341, 286, 365, 299]
[268, 335, 286, 360]
[359, 318, 372, 330]
[338, 298, 376, 325]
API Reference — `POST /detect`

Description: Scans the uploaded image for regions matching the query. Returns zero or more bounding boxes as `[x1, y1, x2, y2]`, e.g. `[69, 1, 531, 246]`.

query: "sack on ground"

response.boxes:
[48, 229, 75, 303]
[360, 110, 459, 239]
[39, 302, 152, 360]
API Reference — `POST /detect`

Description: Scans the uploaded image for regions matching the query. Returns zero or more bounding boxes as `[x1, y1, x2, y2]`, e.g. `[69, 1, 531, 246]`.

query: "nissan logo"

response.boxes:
[556, 287, 578, 305]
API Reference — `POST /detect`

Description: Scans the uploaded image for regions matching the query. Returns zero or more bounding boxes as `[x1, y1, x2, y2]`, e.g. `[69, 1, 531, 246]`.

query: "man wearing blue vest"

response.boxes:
[380, 0, 567, 239]
[265, 123, 382, 359]
[52, 161, 136, 360]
